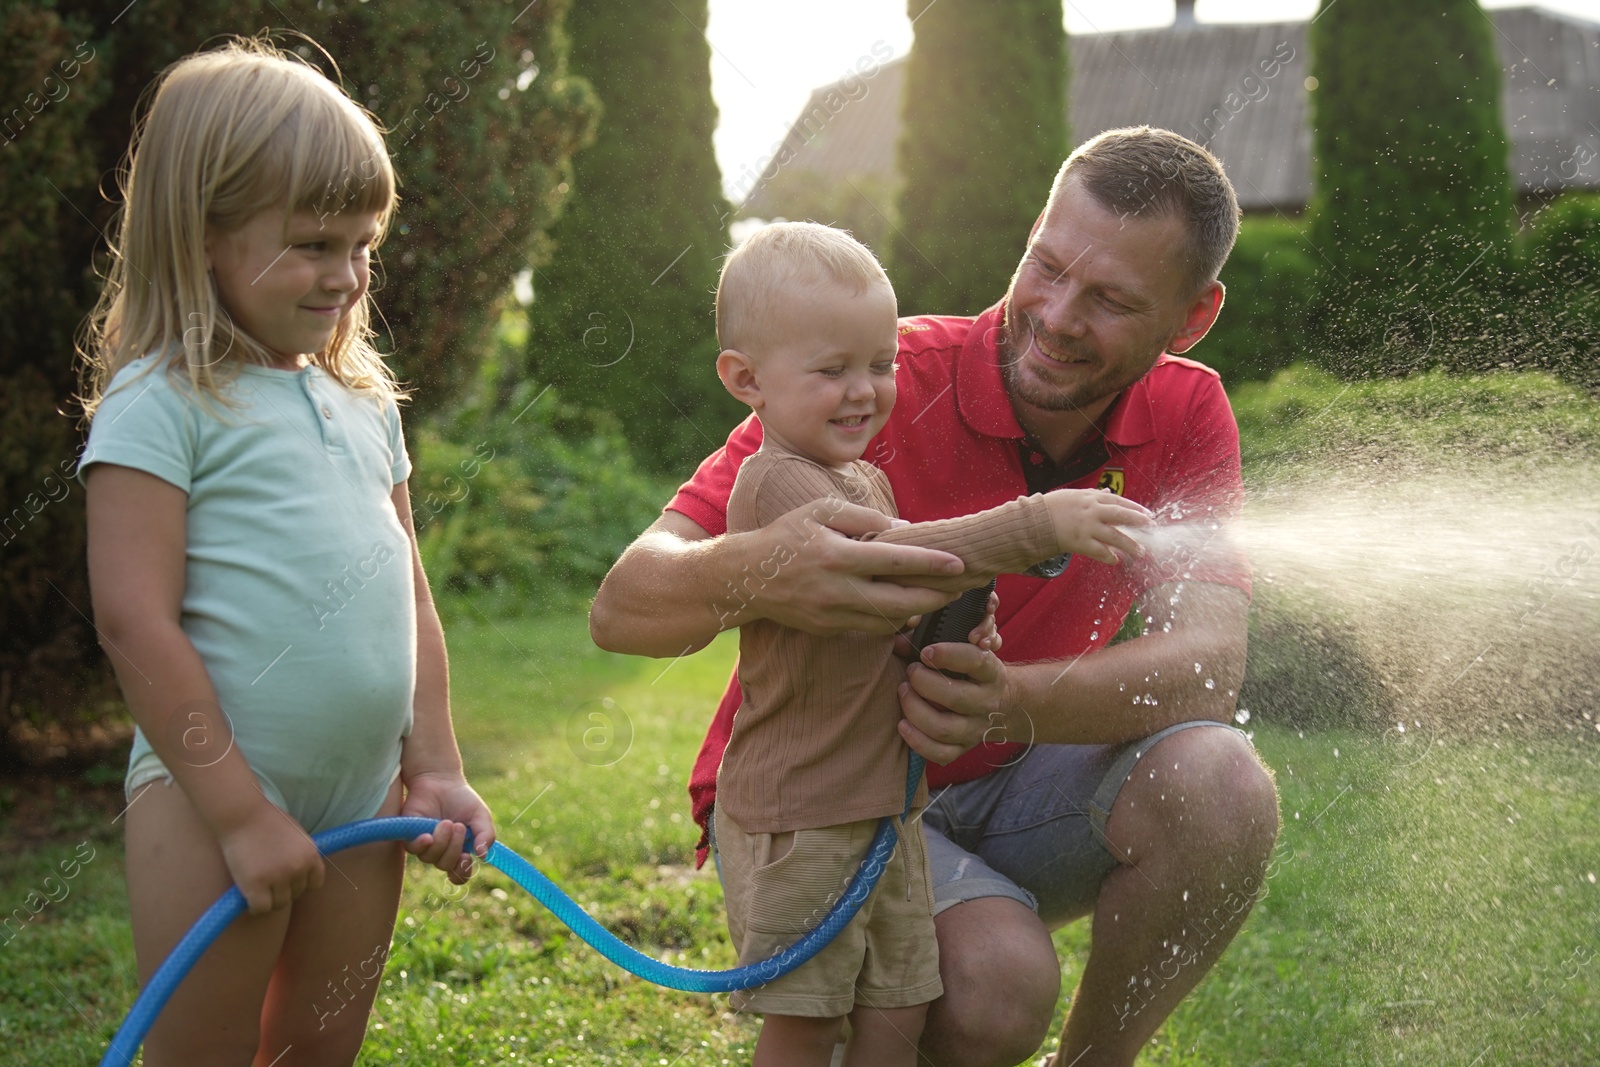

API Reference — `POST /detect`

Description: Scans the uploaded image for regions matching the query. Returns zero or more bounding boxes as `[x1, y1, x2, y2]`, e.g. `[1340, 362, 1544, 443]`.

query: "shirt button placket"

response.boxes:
[304, 370, 345, 452]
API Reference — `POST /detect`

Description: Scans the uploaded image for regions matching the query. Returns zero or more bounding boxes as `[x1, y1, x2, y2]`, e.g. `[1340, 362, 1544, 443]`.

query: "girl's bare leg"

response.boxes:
[125, 780, 295, 1067]
[258, 778, 405, 1066]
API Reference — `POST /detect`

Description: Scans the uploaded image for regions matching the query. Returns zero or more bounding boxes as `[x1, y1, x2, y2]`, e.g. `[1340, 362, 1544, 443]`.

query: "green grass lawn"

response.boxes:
[3, 605, 1598, 1065]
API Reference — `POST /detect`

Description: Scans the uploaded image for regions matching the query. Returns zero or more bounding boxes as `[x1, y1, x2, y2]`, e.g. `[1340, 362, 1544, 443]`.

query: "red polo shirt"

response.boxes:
[667, 303, 1250, 863]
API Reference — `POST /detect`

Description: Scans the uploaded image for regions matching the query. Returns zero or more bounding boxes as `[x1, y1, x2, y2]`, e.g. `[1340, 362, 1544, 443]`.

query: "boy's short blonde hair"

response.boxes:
[716, 222, 892, 355]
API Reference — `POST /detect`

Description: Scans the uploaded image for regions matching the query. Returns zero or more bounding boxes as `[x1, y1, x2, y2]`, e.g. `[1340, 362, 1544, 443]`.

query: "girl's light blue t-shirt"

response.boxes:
[78, 355, 417, 832]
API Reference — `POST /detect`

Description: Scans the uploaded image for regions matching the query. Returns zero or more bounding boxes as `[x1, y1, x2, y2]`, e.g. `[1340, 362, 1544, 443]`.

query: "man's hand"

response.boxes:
[895, 591, 1012, 765]
[749, 501, 971, 636]
[591, 504, 980, 655]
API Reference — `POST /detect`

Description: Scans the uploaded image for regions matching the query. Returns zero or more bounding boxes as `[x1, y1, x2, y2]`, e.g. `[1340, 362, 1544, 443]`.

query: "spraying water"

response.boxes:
[1132, 459, 1600, 737]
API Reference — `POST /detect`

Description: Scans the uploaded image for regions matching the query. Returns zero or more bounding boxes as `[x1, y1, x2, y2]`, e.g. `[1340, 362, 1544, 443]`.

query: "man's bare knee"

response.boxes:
[923, 898, 1059, 1067]
[1114, 725, 1279, 863]
[1185, 727, 1280, 856]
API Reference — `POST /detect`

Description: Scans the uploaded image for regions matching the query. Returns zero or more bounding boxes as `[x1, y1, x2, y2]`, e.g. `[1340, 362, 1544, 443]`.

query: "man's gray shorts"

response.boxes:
[922, 720, 1242, 928]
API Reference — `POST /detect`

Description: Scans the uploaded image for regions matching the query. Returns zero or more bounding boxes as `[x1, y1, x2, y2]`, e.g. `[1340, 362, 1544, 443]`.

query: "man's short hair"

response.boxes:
[1051, 126, 1242, 294]
[717, 221, 892, 354]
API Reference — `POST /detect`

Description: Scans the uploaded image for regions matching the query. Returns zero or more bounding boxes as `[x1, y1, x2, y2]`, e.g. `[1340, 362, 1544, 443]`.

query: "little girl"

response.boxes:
[76, 37, 494, 1065]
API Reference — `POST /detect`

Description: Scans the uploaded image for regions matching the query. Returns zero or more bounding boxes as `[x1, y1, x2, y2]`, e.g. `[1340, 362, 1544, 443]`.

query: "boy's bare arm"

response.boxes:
[589, 504, 973, 657]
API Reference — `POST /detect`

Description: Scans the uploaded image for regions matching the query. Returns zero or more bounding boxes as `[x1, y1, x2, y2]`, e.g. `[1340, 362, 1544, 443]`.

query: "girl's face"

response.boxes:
[206, 207, 381, 368]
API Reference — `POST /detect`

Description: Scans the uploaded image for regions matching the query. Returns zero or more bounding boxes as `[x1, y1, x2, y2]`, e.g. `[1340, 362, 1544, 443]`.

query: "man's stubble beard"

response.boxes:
[999, 306, 1138, 414]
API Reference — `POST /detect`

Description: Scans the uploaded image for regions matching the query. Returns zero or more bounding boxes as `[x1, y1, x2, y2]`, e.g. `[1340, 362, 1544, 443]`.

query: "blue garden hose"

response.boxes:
[99, 753, 924, 1067]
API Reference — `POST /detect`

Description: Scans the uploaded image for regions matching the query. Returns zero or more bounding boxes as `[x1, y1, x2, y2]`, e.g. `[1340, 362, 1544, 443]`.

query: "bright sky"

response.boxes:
[706, 0, 1600, 199]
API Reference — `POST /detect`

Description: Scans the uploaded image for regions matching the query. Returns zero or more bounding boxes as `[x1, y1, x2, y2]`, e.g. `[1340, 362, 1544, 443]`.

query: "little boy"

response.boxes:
[710, 222, 1149, 1066]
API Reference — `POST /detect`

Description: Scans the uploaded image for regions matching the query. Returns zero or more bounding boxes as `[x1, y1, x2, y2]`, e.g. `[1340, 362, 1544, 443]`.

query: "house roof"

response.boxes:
[739, 6, 1600, 217]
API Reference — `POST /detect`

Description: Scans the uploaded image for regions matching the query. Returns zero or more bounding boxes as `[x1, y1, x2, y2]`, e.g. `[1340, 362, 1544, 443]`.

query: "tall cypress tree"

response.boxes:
[1307, 0, 1513, 374]
[890, 0, 1068, 316]
[526, 0, 738, 474]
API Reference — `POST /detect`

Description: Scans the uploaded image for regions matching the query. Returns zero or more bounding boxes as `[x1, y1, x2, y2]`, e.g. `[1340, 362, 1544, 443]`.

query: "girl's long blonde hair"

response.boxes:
[79, 35, 405, 419]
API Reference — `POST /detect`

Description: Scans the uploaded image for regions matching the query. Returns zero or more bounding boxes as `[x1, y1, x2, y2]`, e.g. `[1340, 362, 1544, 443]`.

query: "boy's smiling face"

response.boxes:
[724, 279, 899, 468]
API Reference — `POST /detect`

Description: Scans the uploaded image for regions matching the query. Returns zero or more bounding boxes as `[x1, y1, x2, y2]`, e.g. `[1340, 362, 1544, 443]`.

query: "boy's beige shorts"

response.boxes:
[714, 806, 943, 1018]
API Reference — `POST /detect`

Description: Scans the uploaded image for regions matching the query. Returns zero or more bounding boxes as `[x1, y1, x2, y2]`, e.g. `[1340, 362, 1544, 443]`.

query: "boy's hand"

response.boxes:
[893, 591, 1002, 660]
[401, 771, 495, 884]
[1044, 489, 1152, 565]
[217, 801, 325, 915]
[970, 589, 1002, 652]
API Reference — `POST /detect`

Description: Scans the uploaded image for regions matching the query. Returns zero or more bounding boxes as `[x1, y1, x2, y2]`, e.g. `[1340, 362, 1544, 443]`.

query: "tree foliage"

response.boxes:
[889, 0, 1068, 316]
[1200, 217, 1321, 389]
[1510, 192, 1600, 392]
[0, 0, 596, 758]
[1306, 0, 1513, 375]
[525, 0, 738, 474]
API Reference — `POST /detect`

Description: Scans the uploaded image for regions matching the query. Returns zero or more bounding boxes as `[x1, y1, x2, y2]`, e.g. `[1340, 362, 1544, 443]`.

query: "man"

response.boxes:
[590, 126, 1280, 1067]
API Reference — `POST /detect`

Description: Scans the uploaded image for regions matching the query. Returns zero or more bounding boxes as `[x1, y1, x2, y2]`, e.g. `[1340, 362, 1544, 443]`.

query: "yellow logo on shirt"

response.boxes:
[1097, 468, 1125, 495]
[897, 322, 931, 334]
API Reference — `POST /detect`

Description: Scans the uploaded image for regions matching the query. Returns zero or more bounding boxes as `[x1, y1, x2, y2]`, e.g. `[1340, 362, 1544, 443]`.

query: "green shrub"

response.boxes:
[1306, 0, 1514, 375]
[1510, 192, 1600, 392]
[1, 0, 115, 755]
[1231, 362, 1600, 477]
[1199, 216, 1319, 388]
[412, 316, 677, 613]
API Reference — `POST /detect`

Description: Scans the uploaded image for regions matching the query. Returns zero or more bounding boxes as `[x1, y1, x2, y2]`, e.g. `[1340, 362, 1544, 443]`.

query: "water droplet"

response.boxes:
[1334, 747, 1340, 757]
[1181, 890, 1189, 901]
[1233, 707, 1251, 724]
[1194, 662, 1203, 673]
[1205, 678, 1216, 690]
[1090, 631, 1099, 640]
[1588, 872, 1596, 884]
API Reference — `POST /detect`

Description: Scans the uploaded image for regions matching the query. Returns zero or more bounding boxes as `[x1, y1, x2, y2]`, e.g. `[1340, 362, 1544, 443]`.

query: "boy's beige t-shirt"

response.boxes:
[718, 438, 1061, 834]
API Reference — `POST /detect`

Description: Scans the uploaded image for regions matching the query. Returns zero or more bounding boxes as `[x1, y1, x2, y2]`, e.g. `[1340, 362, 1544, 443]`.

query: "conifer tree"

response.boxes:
[890, 0, 1068, 316]
[1307, 0, 1513, 374]
[526, 0, 739, 473]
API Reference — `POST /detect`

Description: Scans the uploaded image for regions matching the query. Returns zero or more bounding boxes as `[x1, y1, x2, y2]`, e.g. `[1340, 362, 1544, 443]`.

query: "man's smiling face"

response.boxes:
[999, 177, 1205, 418]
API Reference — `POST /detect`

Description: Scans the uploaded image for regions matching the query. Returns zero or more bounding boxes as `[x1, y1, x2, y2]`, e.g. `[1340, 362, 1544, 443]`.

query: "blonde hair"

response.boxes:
[79, 35, 403, 420]
[716, 222, 893, 355]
